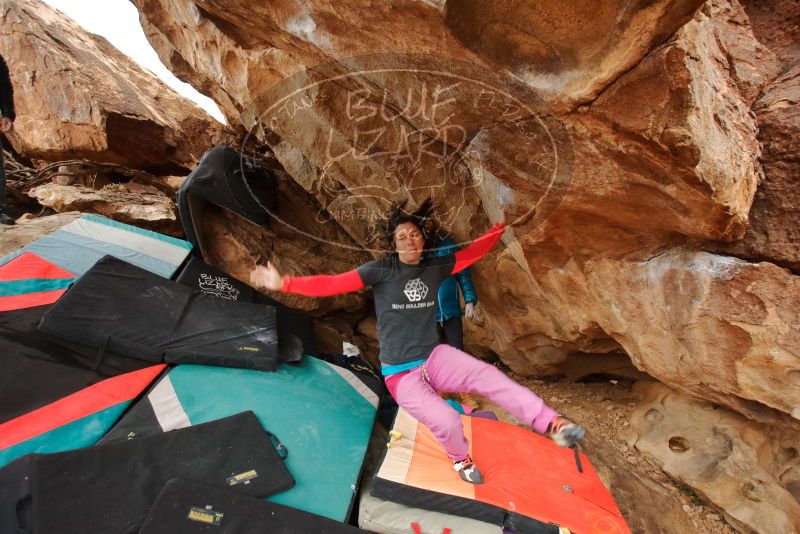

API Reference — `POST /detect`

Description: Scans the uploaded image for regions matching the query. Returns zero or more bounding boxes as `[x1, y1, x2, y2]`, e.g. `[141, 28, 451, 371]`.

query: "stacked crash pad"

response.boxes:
[0, 215, 193, 465]
[372, 408, 632, 534]
[102, 360, 378, 521]
[38, 256, 280, 371]
[0, 364, 164, 468]
[0, 252, 74, 312]
[1, 180, 379, 531]
[359, 421, 505, 534]
[139, 479, 366, 533]
[175, 255, 317, 361]
[0, 412, 294, 533]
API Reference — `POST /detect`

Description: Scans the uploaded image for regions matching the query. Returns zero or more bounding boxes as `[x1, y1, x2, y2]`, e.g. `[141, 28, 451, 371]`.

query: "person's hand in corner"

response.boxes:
[464, 302, 475, 319]
[250, 261, 283, 291]
[464, 302, 484, 324]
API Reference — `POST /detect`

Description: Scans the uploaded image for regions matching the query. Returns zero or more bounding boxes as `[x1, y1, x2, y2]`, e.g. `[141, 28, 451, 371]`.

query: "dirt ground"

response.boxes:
[455, 368, 738, 534]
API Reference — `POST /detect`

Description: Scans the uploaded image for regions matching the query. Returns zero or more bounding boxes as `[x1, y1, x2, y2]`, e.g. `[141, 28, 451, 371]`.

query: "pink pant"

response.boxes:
[385, 344, 557, 461]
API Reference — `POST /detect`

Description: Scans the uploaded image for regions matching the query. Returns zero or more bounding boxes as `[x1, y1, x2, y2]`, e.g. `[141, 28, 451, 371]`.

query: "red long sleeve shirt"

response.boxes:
[281, 223, 505, 296]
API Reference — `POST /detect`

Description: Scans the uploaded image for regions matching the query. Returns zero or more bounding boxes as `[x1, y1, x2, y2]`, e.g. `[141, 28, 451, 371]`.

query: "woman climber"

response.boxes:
[250, 198, 585, 484]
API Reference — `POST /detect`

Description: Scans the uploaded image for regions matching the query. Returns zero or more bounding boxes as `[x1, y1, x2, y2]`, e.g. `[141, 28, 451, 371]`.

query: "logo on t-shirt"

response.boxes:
[403, 278, 429, 302]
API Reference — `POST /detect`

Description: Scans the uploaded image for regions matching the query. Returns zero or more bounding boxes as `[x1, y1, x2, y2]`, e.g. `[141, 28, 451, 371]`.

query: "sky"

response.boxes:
[41, 0, 226, 123]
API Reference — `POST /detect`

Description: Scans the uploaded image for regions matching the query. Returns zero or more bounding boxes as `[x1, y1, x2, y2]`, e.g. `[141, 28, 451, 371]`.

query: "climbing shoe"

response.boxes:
[546, 416, 586, 447]
[453, 455, 484, 484]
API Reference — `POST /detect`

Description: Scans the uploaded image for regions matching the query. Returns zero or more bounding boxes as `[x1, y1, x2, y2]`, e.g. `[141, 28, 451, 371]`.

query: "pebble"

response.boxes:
[707, 514, 720, 521]
[682, 504, 692, 513]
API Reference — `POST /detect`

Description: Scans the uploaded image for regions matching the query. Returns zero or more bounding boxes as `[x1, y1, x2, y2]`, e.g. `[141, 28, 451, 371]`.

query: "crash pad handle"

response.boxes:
[387, 429, 402, 448]
[16, 494, 32, 530]
[571, 444, 583, 473]
[266, 431, 288, 460]
[92, 335, 110, 371]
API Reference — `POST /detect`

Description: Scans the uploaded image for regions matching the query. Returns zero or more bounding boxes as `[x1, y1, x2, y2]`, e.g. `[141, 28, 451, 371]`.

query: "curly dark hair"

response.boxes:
[383, 197, 440, 254]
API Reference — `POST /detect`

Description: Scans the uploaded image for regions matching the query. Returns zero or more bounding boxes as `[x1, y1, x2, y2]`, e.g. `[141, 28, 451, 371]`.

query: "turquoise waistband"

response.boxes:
[381, 358, 426, 377]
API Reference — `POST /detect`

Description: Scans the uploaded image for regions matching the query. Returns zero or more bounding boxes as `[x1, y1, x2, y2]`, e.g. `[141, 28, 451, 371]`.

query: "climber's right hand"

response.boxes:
[250, 261, 284, 291]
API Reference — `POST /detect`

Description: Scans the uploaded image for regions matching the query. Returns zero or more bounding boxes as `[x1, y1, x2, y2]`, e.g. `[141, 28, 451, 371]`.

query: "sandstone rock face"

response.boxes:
[0, 0, 228, 174]
[742, 0, 800, 68]
[444, 0, 704, 106]
[587, 435, 701, 534]
[585, 251, 800, 426]
[629, 382, 800, 533]
[714, 66, 800, 271]
[463, 246, 800, 429]
[132, 0, 800, 438]
[590, 0, 779, 236]
[28, 182, 180, 236]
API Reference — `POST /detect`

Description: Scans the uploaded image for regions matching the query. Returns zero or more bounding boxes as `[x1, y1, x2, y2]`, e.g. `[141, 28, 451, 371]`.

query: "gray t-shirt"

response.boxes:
[356, 254, 456, 365]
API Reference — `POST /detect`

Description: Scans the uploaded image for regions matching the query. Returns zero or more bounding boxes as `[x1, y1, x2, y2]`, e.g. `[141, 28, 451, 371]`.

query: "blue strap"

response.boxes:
[381, 358, 426, 376]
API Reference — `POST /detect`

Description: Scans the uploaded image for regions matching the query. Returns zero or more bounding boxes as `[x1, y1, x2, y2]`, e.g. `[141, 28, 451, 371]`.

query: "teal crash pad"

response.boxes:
[107, 358, 378, 521]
